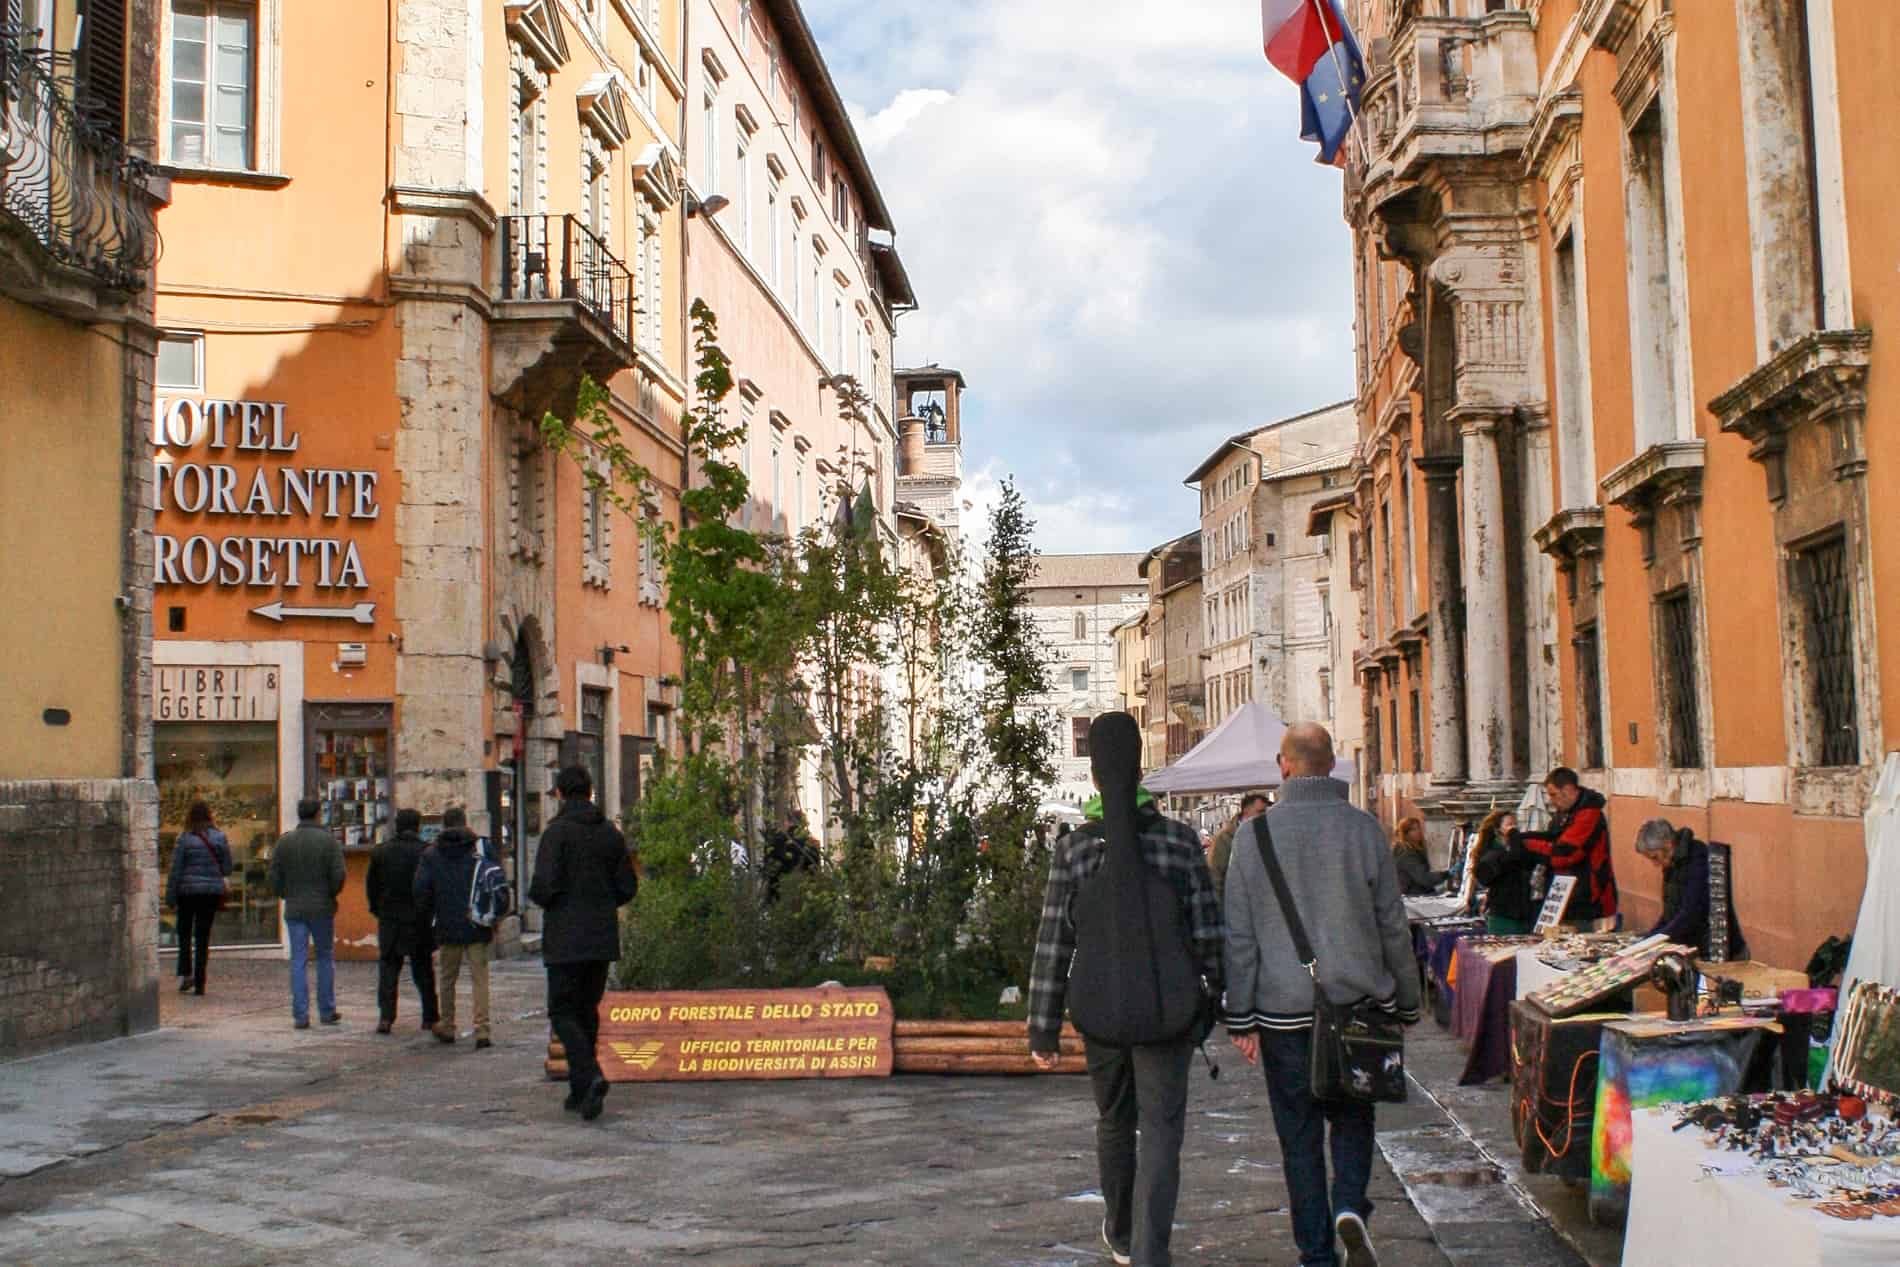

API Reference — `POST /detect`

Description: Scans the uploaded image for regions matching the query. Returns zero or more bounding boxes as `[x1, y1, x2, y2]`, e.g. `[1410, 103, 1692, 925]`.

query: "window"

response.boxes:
[832, 292, 844, 366]
[1575, 624, 1605, 770]
[1625, 102, 1687, 450]
[810, 244, 823, 344]
[790, 209, 806, 318]
[701, 90, 719, 192]
[157, 333, 203, 390]
[168, 0, 255, 170]
[1552, 233, 1595, 509]
[578, 687, 609, 804]
[1072, 717, 1091, 758]
[1794, 536, 1859, 767]
[1071, 669, 1089, 694]
[634, 204, 663, 352]
[1658, 590, 1702, 768]
[581, 457, 610, 586]
[766, 175, 781, 289]
[737, 0, 752, 53]
[1073, 612, 1087, 641]
[1409, 686, 1422, 774]
[794, 457, 806, 534]
[812, 137, 826, 189]
[771, 442, 784, 530]
[511, 65, 546, 218]
[638, 504, 663, 605]
[1387, 696, 1399, 780]
[768, 44, 781, 101]
[735, 126, 752, 257]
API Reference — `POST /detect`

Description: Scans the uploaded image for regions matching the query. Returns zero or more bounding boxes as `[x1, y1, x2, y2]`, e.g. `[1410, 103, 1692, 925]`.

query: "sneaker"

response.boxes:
[1101, 1217, 1132, 1266]
[474, 1037, 492, 1050]
[320, 1012, 342, 1026]
[579, 1077, 610, 1122]
[1335, 1210, 1378, 1267]
[293, 1018, 310, 1030]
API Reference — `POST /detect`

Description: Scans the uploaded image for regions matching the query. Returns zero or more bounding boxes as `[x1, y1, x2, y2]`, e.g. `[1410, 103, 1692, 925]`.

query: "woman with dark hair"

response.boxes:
[1472, 809, 1537, 935]
[166, 801, 233, 995]
[1391, 816, 1442, 896]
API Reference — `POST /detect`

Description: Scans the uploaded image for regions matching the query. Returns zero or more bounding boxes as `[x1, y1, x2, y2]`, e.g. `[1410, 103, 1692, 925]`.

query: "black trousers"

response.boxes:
[174, 895, 219, 989]
[376, 919, 438, 1026]
[1085, 1036, 1195, 1267]
[547, 960, 611, 1095]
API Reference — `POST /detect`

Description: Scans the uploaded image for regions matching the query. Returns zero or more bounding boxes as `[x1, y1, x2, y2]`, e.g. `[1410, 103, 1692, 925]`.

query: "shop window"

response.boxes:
[1072, 716, 1090, 759]
[307, 703, 393, 851]
[1794, 535, 1859, 767]
[1575, 624, 1605, 770]
[1657, 590, 1703, 769]
[157, 717, 279, 947]
[157, 332, 203, 391]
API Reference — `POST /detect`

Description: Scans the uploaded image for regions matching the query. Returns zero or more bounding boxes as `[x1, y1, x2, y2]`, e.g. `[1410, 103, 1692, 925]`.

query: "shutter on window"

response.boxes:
[79, 0, 127, 140]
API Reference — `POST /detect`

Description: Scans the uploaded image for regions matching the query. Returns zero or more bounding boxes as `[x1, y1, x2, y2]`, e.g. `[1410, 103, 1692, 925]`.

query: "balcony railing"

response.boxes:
[0, 28, 157, 295]
[499, 213, 634, 350]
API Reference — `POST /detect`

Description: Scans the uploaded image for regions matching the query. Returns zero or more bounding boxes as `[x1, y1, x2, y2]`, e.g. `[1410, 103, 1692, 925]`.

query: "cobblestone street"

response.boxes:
[0, 958, 1586, 1266]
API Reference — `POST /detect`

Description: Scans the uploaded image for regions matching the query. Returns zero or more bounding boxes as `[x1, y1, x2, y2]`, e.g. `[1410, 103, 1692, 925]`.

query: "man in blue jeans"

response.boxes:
[1223, 724, 1420, 1267]
[269, 797, 346, 1029]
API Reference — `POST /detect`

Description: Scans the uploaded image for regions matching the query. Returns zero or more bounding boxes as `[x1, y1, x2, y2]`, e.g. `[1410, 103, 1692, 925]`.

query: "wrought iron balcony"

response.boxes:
[493, 213, 637, 420]
[0, 29, 159, 312]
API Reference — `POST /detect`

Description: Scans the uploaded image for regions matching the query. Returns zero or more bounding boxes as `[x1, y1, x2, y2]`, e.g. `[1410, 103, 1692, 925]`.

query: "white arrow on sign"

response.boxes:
[251, 600, 377, 625]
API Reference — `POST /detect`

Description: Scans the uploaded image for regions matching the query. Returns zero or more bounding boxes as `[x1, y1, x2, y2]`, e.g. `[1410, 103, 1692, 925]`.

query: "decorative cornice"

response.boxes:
[1709, 328, 1873, 499]
[504, 1, 571, 76]
[1524, 89, 1582, 181]
[1613, 15, 1674, 128]
[1600, 439, 1704, 516]
[386, 186, 498, 237]
[1581, 0, 1641, 54]
[1532, 505, 1606, 566]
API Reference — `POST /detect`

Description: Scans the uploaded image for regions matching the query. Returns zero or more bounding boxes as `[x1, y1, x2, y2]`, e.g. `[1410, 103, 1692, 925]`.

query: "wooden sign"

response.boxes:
[593, 987, 894, 1082]
[1534, 875, 1578, 934]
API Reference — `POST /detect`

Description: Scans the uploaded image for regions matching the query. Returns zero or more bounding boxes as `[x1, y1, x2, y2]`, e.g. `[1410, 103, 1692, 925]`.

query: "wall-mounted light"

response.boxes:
[684, 193, 730, 219]
[598, 643, 630, 666]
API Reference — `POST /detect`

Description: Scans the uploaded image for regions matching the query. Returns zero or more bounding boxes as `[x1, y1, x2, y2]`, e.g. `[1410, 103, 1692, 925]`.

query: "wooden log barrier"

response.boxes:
[892, 1052, 1088, 1075]
[892, 1037, 1086, 1057]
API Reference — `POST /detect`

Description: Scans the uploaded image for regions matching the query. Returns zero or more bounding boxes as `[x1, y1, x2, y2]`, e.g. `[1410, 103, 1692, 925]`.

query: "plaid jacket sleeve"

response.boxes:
[1163, 820, 1226, 991]
[1026, 834, 1079, 1053]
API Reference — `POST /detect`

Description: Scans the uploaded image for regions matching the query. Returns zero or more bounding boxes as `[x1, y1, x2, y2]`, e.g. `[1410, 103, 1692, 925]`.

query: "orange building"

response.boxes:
[149, 0, 689, 958]
[1341, 0, 1895, 966]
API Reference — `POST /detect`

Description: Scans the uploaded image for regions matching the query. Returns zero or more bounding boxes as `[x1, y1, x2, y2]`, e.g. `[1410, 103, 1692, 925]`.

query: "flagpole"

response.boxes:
[1307, 0, 1373, 168]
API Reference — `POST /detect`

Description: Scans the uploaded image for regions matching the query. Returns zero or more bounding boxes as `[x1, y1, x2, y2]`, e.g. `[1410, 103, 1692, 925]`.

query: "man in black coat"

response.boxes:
[367, 808, 438, 1034]
[530, 764, 639, 1122]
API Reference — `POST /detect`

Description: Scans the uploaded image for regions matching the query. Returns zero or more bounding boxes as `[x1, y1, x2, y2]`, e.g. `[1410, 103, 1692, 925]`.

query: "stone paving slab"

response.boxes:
[0, 959, 1483, 1264]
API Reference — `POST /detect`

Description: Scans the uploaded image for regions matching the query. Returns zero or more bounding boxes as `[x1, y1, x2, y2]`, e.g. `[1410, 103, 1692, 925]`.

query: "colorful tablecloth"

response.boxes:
[1589, 1014, 1779, 1225]
[1452, 940, 1522, 1085]
[1510, 1002, 1619, 1182]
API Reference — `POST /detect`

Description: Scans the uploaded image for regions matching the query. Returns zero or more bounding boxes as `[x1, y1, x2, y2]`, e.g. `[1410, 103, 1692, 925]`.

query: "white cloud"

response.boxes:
[809, 0, 1358, 554]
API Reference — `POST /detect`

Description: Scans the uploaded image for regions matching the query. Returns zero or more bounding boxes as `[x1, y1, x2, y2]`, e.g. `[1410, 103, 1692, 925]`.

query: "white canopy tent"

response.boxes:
[1142, 699, 1355, 795]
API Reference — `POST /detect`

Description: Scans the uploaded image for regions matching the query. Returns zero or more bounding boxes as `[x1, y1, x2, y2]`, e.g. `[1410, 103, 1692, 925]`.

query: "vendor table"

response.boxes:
[1590, 1014, 1780, 1225]
[1622, 1106, 1899, 1267]
[1413, 918, 1485, 1028]
[1510, 1002, 1621, 1181]
[1451, 938, 1537, 1084]
[1515, 947, 1570, 1000]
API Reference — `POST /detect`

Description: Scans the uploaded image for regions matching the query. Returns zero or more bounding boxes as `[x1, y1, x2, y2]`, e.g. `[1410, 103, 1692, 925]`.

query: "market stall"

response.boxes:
[1623, 1094, 1900, 1267]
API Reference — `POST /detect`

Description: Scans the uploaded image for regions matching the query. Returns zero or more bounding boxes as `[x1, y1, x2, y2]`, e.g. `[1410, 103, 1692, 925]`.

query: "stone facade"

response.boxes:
[0, 781, 160, 1057]
[1025, 555, 1148, 805]
[1339, 0, 1899, 965]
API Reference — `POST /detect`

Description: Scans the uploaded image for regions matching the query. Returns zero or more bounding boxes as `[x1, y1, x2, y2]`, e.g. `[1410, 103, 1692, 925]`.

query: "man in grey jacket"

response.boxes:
[269, 797, 346, 1030]
[1223, 724, 1419, 1267]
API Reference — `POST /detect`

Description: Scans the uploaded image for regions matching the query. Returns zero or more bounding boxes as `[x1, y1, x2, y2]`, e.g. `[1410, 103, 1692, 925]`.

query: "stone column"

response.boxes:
[389, 0, 492, 821]
[1417, 456, 1467, 786]
[1458, 410, 1516, 784]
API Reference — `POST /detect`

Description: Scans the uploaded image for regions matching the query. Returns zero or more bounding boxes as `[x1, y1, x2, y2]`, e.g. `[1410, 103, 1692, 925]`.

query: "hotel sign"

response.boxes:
[152, 398, 380, 599]
[155, 665, 280, 722]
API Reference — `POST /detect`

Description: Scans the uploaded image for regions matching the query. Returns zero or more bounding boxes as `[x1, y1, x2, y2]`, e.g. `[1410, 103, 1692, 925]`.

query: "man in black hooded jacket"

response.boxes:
[414, 807, 503, 1048]
[530, 764, 639, 1122]
[367, 808, 438, 1034]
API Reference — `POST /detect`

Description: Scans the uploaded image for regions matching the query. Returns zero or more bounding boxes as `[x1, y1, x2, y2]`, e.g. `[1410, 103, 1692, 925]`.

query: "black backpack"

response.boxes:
[1065, 714, 1209, 1047]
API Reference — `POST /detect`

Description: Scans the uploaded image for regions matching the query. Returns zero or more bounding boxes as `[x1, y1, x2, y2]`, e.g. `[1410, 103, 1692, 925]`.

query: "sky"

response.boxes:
[805, 0, 1359, 557]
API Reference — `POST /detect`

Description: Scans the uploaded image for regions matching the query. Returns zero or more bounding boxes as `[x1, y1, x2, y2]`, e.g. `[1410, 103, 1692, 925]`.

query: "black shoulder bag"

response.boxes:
[1255, 821, 1407, 1104]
